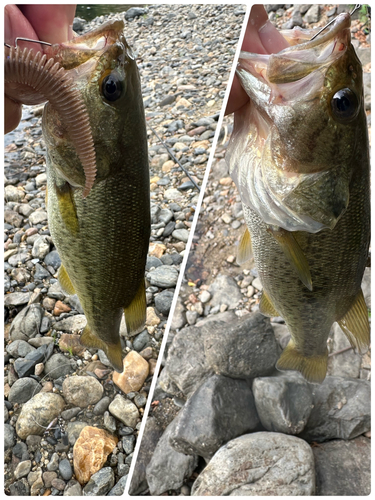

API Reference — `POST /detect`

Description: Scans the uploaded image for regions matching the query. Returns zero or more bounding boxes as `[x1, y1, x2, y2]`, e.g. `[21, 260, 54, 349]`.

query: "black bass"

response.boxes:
[5, 20, 150, 372]
[226, 13, 370, 383]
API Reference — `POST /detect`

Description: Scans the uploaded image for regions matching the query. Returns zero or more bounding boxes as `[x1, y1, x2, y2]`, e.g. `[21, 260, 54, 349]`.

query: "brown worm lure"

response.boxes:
[5, 44, 97, 197]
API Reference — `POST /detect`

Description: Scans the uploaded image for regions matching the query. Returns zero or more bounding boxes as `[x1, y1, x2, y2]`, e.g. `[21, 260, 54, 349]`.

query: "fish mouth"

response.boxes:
[237, 13, 352, 105]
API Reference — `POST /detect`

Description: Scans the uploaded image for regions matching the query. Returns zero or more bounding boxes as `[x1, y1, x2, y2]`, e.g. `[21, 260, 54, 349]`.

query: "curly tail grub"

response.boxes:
[5, 46, 96, 197]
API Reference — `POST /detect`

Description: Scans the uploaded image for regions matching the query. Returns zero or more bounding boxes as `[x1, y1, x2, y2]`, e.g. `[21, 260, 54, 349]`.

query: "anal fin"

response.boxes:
[276, 339, 328, 384]
[58, 264, 76, 296]
[237, 227, 252, 264]
[124, 279, 147, 335]
[80, 324, 124, 373]
[268, 226, 312, 291]
[337, 290, 370, 354]
[259, 291, 279, 317]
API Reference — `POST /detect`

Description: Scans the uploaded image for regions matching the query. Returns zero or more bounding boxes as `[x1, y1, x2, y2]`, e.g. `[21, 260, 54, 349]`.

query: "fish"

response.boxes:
[5, 20, 150, 372]
[226, 12, 370, 383]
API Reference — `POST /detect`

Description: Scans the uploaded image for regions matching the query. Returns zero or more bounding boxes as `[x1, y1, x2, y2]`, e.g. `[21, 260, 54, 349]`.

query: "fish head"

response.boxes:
[43, 19, 146, 190]
[230, 13, 366, 232]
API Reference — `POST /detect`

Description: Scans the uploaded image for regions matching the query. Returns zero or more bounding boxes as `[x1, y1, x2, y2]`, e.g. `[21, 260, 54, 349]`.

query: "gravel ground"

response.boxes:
[4, 4, 245, 496]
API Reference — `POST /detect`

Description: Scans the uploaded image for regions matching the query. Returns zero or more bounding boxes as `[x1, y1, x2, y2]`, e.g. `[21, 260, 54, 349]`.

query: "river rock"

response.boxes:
[327, 323, 361, 378]
[202, 313, 279, 379]
[73, 427, 118, 484]
[146, 418, 198, 496]
[108, 474, 128, 495]
[16, 392, 65, 439]
[8, 377, 42, 404]
[129, 417, 164, 495]
[108, 395, 139, 428]
[9, 304, 44, 341]
[44, 353, 75, 379]
[82, 467, 115, 495]
[147, 265, 179, 288]
[113, 351, 149, 393]
[192, 432, 315, 495]
[5, 423, 16, 450]
[6, 339, 35, 359]
[252, 373, 313, 434]
[62, 376, 103, 407]
[165, 325, 214, 397]
[312, 436, 370, 495]
[208, 274, 242, 308]
[169, 374, 260, 459]
[299, 376, 371, 442]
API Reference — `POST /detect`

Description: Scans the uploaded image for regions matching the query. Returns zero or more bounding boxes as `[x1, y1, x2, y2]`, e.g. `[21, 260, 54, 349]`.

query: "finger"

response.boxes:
[225, 75, 248, 116]
[19, 4, 76, 44]
[4, 4, 42, 51]
[5, 97, 22, 134]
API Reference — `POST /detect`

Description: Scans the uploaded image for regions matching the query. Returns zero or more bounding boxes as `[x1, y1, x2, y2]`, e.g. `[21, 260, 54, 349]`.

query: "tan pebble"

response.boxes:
[150, 183, 158, 191]
[219, 177, 233, 186]
[4, 383, 11, 398]
[42, 297, 56, 311]
[146, 307, 161, 327]
[150, 176, 160, 183]
[35, 363, 44, 376]
[41, 381, 53, 393]
[226, 255, 235, 263]
[92, 354, 98, 361]
[364, 431, 371, 438]
[149, 242, 166, 258]
[58, 333, 85, 355]
[220, 304, 228, 313]
[73, 426, 118, 484]
[53, 301, 71, 316]
[139, 347, 153, 360]
[176, 97, 192, 108]
[162, 160, 174, 173]
[113, 351, 149, 393]
[173, 241, 185, 252]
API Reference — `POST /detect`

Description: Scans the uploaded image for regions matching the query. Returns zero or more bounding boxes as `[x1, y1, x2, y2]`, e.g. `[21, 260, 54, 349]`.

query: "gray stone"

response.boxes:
[133, 330, 151, 351]
[195, 310, 237, 327]
[6, 339, 36, 359]
[299, 376, 370, 442]
[46, 452, 60, 471]
[129, 418, 163, 495]
[109, 395, 139, 428]
[9, 304, 44, 341]
[29, 210, 48, 225]
[208, 274, 242, 309]
[107, 475, 128, 496]
[303, 4, 319, 23]
[44, 353, 75, 379]
[5, 185, 24, 202]
[44, 250, 62, 270]
[63, 479, 82, 496]
[252, 373, 313, 434]
[158, 208, 174, 224]
[5, 423, 16, 450]
[169, 375, 260, 459]
[9, 478, 30, 496]
[59, 458, 73, 481]
[43, 471, 58, 488]
[125, 7, 147, 19]
[104, 412, 117, 433]
[32, 235, 50, 259]
[358, 47, 371, 66]
[166, 325, 214, 397]
[16, 392, 65, 439]
[146, 418, 198, 496]
[66, 421, 88, 446]
[192, 432, 315, 495]
[122, 434, 136, 454]
[62, 376, 103, 407]
[203, 313, 279, 379]
[14, 358, 37, 378]
[83, 467, 115, 496]
[154, 290, 175, 316]
[5, 291, 31, 308]
[52, 314, 86, 332]
[61, 407, 81, 420]
[34, 262, 51, 280]
[8, 377, 42, 404]
[93, 396, 111, 416]
[172, 229, 189, 242]
[313, 436, 370, 495]
[147, 265, 179, 288]
[170, 298, 187, 330]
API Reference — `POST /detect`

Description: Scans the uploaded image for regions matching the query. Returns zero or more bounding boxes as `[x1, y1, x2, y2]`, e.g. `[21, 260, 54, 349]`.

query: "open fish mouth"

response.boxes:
[227, 12, 364, 233]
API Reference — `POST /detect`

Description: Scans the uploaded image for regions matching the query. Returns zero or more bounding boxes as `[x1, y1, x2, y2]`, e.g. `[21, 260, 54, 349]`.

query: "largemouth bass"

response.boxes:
[226, 12, 370, 383]
[5, 20, 150, 372]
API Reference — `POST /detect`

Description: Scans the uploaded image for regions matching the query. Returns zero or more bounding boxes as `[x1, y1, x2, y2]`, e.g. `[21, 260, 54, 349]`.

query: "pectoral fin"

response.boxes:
[58, 264, 76, 295]
[237, 227, 252, 265]
[259, 291, 279, 317]
[80, 325, 123, 372]
[276, 339, 328, 384]
[337, 290, 370, 354]
[124, 279, 147, 334]
[55, 183, 79, 235]
[268, 227, 312, 291]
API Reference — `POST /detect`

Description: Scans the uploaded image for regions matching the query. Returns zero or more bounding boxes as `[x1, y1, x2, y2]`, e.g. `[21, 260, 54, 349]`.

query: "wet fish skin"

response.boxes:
[227, 13, 370, 383]
[43, 20, 150, 371]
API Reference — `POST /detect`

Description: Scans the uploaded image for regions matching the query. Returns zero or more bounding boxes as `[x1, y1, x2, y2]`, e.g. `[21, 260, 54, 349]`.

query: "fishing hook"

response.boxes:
[310, 4, 362, 41]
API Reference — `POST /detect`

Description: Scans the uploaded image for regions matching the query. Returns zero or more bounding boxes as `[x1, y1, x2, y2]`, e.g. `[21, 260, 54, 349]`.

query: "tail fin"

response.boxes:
[80, 325, 124, 373]
[276, 340, 328, 384]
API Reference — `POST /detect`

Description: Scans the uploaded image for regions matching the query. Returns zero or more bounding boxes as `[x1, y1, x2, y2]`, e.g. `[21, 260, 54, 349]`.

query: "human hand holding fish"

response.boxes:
[226, 5, 370, 383]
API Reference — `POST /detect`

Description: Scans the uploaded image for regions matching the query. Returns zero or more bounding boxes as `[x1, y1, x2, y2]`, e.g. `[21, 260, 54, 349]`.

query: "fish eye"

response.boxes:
[330, 88, 360, 124]
[101, 72, 123, 102]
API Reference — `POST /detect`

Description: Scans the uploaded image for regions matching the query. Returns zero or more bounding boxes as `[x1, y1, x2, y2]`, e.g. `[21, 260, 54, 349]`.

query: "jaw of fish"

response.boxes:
[233, 12, 365, 232]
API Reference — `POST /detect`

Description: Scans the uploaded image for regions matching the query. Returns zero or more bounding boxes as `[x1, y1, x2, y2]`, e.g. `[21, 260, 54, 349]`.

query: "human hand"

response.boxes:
[5, 4, 76, 134]
[225, 5, 289, 115]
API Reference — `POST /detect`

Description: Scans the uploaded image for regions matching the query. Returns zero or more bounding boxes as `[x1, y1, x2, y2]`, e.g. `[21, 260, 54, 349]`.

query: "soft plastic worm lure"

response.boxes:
[4, 43, 97, 197]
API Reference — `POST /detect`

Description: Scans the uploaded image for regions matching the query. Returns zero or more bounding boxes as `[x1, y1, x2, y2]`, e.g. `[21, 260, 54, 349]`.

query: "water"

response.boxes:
[75, 4, 144, 21]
